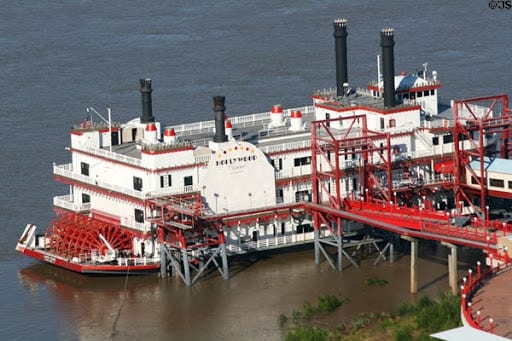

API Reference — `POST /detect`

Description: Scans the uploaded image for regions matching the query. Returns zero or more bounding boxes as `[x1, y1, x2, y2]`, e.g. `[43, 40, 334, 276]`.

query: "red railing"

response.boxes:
[343, 199, 501, 245]
[461, 256, 512, 334]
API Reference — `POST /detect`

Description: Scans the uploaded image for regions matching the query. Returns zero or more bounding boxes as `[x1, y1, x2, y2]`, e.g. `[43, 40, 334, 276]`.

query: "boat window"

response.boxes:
[442, 134, 454, 144]
[276, 188, 284, 202]
[424, 90, 429, 97]
[295, 190, 311, 202]
[160, 174, 172, 188]
[417, 91, 423, 98]
[82, 193, 90, 203]
[81, 162, 89, 176]
[133, 176, 143, 191]
[134, 209, 144, 223]
[111, 130, 119, 146]
[490, 178, 505, 188]
[294, 156, 311, 167]
[432, 137, 439, 145]
[508, 181, 512, 188]
[431, 90, 435, 96]
[296, 224, 313, 233]
[389, 119, 396, 128]
[184, 176, 193, 186]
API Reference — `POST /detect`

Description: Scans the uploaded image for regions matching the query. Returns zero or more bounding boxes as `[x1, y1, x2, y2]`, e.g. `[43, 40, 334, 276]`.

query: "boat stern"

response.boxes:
[16, 224, 38, 252]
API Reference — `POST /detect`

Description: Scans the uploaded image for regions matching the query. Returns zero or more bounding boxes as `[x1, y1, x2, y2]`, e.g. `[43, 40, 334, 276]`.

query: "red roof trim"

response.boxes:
[140, 146, 194, 155]
[314, 103, 422, 115]
[70, 148, 201, 173]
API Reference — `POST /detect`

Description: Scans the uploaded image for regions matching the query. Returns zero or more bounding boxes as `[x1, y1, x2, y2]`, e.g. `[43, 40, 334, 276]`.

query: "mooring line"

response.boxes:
[110, 266, 130, 340]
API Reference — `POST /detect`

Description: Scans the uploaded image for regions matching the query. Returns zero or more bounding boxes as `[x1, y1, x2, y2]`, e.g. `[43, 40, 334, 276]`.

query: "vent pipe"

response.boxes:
[380, 28, 396, 107]
[333, 18, 348, 97]
[213, 96, 227, 143]
[140, 79, 155, 123]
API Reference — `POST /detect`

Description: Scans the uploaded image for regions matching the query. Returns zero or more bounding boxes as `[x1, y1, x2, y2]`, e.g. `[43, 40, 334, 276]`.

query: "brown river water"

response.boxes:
[18, 243, 482, 340]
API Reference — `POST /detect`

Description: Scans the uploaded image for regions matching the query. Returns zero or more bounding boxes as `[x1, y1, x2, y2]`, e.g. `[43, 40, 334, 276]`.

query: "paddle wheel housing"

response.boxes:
[45, 213, 133, 260]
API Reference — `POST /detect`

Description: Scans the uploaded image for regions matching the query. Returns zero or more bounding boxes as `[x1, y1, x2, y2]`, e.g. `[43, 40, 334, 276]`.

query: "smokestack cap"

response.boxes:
[213, 96, 225, 108]
[380, 28, 395, 44]
[333, 18, 348, 34]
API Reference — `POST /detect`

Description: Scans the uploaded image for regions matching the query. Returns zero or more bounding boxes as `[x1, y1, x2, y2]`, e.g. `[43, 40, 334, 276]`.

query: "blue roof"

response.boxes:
[469, 157, 512, 175]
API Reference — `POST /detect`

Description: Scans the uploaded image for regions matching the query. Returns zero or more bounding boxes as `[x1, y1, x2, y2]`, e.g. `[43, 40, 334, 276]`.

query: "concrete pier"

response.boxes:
[402, 236, 418, 294]
[442, 242, 458, 294]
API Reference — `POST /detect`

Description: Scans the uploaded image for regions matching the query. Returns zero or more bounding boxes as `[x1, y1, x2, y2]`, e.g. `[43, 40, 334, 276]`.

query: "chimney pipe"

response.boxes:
[380, 28, 396, 107]
[213, 96, 227, 143]
[333, 18, 348, 97]
[140, 78, 155, 123]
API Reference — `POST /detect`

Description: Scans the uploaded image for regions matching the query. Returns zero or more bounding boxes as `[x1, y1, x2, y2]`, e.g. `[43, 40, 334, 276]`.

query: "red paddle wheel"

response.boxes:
[45, 213, 133, 260]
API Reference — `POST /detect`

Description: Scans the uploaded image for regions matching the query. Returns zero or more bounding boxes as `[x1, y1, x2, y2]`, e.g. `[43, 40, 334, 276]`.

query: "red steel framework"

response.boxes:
[309, 99, 512, 262]
[311, 114, 392, 219]
[453, 94, 512, 215]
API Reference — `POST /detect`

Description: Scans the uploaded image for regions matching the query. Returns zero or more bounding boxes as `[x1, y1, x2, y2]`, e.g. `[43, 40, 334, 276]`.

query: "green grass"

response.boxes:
[279, 291, 462, 341]
[365, 277, 389, 287]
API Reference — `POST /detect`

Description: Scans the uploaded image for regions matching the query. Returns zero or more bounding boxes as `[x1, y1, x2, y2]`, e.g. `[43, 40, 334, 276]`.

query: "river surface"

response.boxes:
[2, 1, 511, 340]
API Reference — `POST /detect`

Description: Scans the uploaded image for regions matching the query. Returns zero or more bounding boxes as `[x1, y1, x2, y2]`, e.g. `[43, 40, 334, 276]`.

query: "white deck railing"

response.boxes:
[226, 233, 314, 253]
[54, 163, 199, 201]
[53, 194, 91, 212]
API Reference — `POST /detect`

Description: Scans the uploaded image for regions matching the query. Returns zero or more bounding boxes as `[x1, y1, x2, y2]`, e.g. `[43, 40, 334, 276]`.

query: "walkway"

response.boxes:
[469, 268, 512, 338]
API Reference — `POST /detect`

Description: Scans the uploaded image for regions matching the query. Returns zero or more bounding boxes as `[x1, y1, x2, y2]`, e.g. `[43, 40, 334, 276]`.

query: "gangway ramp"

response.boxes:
[306, 200, 505, 251]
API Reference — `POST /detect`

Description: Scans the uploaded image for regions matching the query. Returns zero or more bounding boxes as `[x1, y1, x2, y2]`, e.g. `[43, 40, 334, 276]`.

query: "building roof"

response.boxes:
[469, 157, 512, 175]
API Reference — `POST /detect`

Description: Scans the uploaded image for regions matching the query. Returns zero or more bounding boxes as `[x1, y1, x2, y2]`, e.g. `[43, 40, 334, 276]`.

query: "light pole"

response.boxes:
[214, 193, 219, 213]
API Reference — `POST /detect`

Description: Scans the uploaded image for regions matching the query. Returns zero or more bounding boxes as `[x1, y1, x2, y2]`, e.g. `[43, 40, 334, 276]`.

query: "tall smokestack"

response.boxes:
[333, 18, 348, 97]
[140, 78, 155, 123]
[380, 28, 396, 107]
[213, 96, 227, 143]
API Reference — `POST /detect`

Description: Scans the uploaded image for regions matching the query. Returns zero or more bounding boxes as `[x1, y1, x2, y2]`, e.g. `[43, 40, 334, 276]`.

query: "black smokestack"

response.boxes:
[380, 28, 396, 107]
[213, 96, 227, 143]
[140, 78, 155, 123]
[333, 18, 348, 97]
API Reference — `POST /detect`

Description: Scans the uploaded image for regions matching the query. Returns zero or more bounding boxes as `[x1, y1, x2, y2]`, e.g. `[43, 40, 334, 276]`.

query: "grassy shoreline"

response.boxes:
[279, 282, 461, 340]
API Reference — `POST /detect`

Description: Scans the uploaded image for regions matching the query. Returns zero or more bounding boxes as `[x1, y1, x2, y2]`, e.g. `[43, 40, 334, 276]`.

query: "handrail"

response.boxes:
[461, 258, 512, 334]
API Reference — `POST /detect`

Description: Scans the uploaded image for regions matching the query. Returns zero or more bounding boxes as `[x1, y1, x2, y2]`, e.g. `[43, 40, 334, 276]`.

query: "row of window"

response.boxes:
[133, 175, 193, 191]
[471, 176, 512, 189]
[81, 193, 145, 224]
[370, 89, 436, 100]
[401, 89, 436, 100]
[270, 157, 311, 170]
[80, 162, 192, 192]
[433, 134, 452, 145]
[294, 157, 311, 167]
